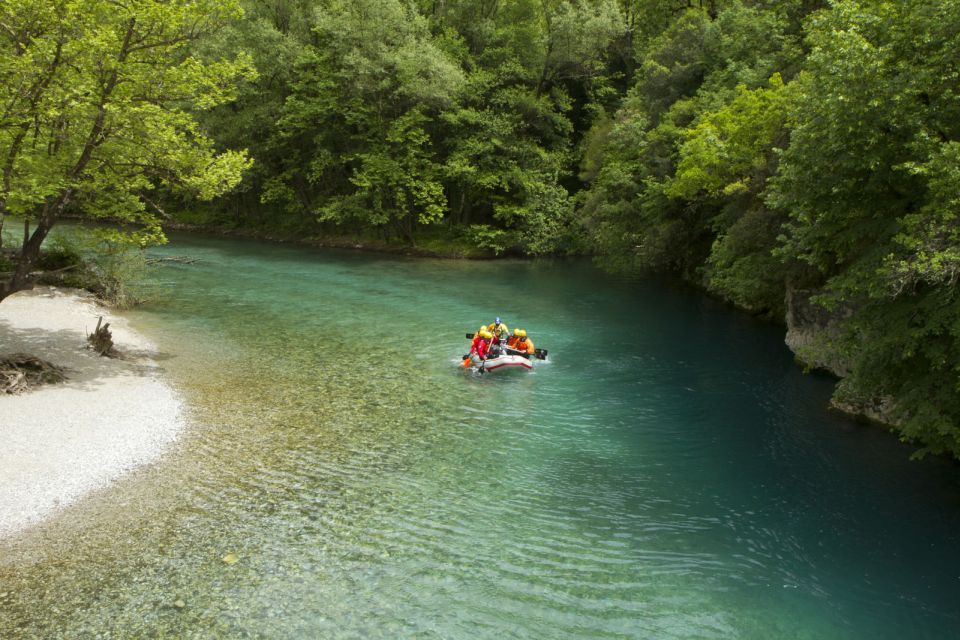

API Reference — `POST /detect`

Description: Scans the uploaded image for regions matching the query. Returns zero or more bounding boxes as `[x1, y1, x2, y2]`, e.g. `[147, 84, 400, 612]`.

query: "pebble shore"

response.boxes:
[0, 287, 184, 538]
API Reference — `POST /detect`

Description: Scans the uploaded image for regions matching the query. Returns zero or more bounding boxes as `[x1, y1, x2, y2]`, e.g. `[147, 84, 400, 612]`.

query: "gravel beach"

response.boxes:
[0, 287, 184, 538]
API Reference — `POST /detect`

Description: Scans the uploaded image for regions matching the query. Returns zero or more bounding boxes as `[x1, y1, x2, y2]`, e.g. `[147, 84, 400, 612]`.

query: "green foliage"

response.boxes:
[704, 205, 787, 314]
[466, 224, 511, 256]
[667, 74, 794, 314]
[0, 0, 254, 300]
[25, 0, 952, 455]
[262, 0, 464, 241]
[832, 286, 960, 459]
[82, 235, 151, 309]
[38, 230, 150, 308]
[766, 0, 960, 455]
[194, 0, 625, 251]
[634, 9, 714, 119]
[669, 74, 791, 201]
[36, 237, 84, 272]
[577, 0, 960, 454]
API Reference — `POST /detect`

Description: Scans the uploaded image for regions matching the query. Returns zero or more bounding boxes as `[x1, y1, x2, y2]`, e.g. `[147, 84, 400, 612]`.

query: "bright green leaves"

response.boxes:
[887, 141, 960, 295]
[770, 0, 960, 286]
[669, 74, 791, 201]
[662, 74, 794, 313]
[329, 109, 447, 231]
[581, 1, 807, 291]
[0, 0, 254, 249]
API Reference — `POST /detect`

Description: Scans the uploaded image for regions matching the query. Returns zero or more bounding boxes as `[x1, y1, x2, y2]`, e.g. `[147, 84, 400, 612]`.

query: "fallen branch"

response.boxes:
[0, 353, 67, 394]
[146, 255, 201, 265]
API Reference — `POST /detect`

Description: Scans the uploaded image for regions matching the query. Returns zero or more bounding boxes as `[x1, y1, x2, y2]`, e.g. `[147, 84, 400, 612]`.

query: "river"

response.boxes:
[2, 232, 959, 638]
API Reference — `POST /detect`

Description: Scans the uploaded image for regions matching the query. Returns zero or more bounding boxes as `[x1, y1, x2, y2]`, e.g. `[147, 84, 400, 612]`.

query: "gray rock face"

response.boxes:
[783, 286, 900, 427]
[783, 286, 851, 376]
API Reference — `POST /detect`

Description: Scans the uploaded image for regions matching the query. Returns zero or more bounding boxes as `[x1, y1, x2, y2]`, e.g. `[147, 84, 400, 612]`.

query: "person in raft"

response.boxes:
[470, 328, 492, 360]
[506, 328, 522, 350]
[486, 328, 503, 358]
[488, 317, 510, 343]
[516, 329, 535, 356]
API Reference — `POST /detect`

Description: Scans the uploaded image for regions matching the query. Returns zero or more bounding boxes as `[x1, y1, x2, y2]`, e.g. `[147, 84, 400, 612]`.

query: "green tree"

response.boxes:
[579, 1, 810, 294]
[190, 0, 315, 229]
[433, 0, 622, 255]
[769, 0, 960, 455]
[0, 0, 254, 303]
[268, 0, 463, 243]
[668, 74, 794, 313]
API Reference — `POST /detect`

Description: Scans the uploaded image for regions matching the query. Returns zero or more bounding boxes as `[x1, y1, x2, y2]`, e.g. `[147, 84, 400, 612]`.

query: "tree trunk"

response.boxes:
[87, 316, 115, 356]
[0, 195, 66, 304]
[0, 19, 134, 305]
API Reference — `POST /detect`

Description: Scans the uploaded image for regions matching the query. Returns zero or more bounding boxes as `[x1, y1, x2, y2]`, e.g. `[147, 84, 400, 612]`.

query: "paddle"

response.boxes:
[463, 331, 481, 368]
[462, 331, 487, 369]
[505, 346, 547, 360]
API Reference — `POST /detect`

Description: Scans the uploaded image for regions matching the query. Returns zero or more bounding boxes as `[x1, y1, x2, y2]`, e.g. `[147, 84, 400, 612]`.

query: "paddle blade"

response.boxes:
[461, 356, 473, 368]
[465, 333, 474, 339]
[534, 348, 548, 360]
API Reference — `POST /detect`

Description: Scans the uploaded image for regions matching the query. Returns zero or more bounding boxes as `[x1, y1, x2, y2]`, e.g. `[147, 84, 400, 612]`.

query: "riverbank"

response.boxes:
[163, 220, 498, 259]
[0, 286, 184, 538]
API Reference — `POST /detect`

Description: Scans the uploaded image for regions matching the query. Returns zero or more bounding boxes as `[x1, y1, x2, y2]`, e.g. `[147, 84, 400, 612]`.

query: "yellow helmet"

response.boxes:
[479, 325, 487, 334]
[520, 329, 527, 338]
[479, 329, 492, 339]
[514, 328, 521, 336]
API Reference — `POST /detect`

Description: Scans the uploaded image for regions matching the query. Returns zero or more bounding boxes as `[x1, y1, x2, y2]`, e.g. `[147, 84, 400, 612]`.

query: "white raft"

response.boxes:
[468, 353, 533, 372]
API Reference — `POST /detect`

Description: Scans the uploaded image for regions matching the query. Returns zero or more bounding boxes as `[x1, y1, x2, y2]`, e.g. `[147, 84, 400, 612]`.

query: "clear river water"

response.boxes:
[2, 232, 960, 638]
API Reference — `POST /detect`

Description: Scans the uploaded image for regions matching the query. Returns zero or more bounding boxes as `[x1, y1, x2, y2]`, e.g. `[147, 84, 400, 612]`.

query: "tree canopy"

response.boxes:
[0, 0, 254, 301]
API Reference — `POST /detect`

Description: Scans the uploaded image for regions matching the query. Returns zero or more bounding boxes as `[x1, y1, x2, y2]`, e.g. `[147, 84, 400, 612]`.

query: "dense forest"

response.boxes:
[2, 0, 959, 458]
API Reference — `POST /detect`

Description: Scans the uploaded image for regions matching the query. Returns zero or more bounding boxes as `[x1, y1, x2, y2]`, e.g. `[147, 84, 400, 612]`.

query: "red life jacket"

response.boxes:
[471, 336, 490, 357]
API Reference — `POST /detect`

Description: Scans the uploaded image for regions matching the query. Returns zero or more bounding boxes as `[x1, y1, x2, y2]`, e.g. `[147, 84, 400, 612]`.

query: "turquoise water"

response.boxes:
[2, 232, 960, 638]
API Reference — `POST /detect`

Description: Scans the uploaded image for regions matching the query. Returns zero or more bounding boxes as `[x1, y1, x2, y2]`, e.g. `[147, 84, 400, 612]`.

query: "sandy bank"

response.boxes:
[0, 287, 184, 538]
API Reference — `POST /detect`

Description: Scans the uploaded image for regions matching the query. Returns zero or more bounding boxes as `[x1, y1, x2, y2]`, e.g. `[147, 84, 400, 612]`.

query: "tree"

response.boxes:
[189, 0, 316, 229]
[768, 0, 960, 455]
[668, 74, 794, 313]
[0, 0, 254, 303]
[268, 0, 463, 243]
[578, 1, 811, 293]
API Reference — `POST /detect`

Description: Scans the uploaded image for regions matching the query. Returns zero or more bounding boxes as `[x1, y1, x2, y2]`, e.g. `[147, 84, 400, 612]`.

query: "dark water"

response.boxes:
[2, 233, 959, 638]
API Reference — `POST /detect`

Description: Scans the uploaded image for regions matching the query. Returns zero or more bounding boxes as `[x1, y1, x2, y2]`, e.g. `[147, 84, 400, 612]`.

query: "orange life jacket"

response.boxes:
[517, 337, 535, 355]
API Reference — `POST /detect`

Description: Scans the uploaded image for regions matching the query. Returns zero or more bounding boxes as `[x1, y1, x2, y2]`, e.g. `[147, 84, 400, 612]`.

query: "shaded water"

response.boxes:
[2, 233, 960, 638]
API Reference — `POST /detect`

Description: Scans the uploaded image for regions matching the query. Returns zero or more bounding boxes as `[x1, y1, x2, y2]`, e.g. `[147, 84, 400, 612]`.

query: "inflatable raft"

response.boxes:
[467, 352, 533, 373]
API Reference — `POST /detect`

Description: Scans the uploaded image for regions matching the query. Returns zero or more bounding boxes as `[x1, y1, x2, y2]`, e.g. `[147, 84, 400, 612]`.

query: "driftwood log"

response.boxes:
[0, 353, 67, 394]
[87, 316, 116, 356]
[145, 255, 201, 265]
